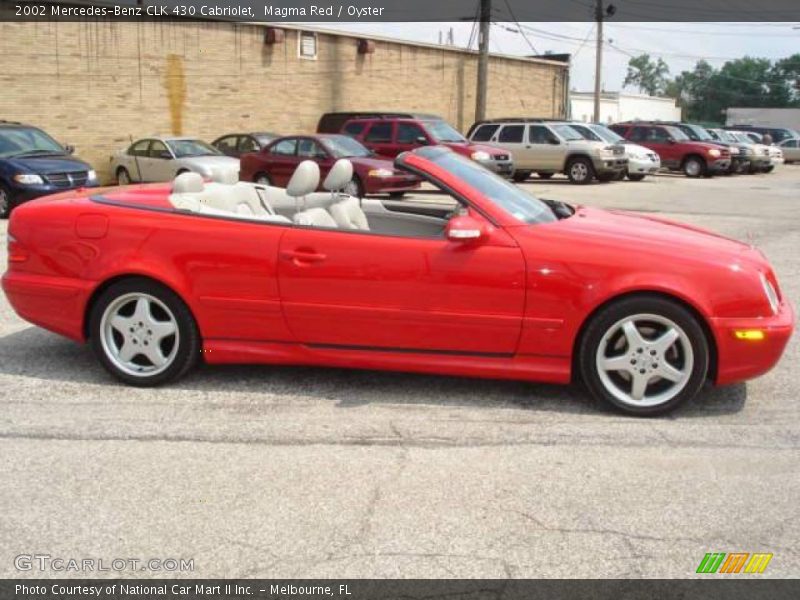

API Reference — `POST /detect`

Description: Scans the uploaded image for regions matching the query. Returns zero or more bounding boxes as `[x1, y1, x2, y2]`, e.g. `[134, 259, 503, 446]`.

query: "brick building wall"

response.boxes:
[0, 20, 568, 182]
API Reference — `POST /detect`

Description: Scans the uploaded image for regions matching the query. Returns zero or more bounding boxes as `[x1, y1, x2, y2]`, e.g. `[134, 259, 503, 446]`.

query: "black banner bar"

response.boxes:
[2, 580, 800, 600]
[2, 0, 800, 22]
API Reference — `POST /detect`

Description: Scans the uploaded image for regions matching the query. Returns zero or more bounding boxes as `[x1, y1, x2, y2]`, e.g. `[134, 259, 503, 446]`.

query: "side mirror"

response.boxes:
[446, 215, 486, 243]
[548, 137, 560, 145]
[64, 144, 75, 155]
[415, 136, 428, 145]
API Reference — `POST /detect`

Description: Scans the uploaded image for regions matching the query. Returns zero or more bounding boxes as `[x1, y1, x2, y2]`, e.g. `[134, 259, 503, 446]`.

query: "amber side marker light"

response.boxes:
[7, 234, 29, 263]
[734, 330, 765, 341]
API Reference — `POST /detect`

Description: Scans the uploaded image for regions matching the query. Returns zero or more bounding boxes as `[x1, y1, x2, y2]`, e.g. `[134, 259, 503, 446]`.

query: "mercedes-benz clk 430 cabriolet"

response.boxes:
[2, 147, 794, 415]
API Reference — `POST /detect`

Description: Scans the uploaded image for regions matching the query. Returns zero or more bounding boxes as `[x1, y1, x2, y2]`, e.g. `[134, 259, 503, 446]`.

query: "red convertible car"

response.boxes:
[239, 134, 420, 198]
[2, 147, 794, 415]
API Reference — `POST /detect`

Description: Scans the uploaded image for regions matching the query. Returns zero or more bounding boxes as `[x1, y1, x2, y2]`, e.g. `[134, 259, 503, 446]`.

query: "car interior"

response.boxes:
[168, 159, 456, 238]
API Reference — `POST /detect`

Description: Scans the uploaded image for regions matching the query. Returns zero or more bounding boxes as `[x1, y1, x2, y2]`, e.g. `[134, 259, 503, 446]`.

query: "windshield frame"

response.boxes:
[551, 124, 585, 142]
[166, 139, 221, 158]
[320, 134, 373, 158]
[0, 126, 66, 158]
[401, 147, 557, 226]
[422, 120, 467, 143]
[587, 124, 624, 144]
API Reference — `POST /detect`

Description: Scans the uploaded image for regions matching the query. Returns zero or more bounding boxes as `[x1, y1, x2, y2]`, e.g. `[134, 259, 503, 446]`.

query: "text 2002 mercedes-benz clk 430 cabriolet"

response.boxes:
[2, 147, 794, 416]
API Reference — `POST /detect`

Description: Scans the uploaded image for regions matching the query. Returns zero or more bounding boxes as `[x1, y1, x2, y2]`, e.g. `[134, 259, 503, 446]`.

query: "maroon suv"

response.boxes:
[610, 123, 730, 177]
[317, 112, 514, 176]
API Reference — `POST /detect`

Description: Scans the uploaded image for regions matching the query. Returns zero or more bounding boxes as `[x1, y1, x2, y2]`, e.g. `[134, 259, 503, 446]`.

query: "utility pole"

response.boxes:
[593, 1, 616, 122]
[475, 0, 491, 122]
[593, 0, 604, 123]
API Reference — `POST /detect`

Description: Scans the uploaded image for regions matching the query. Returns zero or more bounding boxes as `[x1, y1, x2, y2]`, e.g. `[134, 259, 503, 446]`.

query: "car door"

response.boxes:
[214, 135, 240, 157]
[362, 121, 396, 157]
[647, 127, 680, 167]
[494, 124, 527, 167]
[780, 139, 799, 162]
[125, 139, 151, 181]
[528, 125, 562, 171]
[277, 211, 526, 355]
[394, 121, 430, 155]
[238, 135, 260, 156]
[266, 138, 300, 187]
[147, 140, 175, 181]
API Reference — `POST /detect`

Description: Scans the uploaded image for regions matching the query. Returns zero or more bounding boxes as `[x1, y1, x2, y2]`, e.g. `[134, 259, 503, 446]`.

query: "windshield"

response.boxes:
[424, 121, 467, 143]
[322, 135, 372, 158]
[569, 124, 602, 142]
[419, 148, 556, 225]
[0, 127, 65, 158]
[665, 126, 689, 141]
[682, 124, 714, 141]
[551, 124, 584, 141]
[167, 139, 220, 158]
[588, 125, 624, 143]
[732, 132, 754, 144]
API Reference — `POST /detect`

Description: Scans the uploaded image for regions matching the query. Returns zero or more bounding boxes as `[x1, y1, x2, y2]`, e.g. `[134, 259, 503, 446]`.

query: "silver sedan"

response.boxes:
[777, 138, 800, 164]
[110, 137, 240, 184]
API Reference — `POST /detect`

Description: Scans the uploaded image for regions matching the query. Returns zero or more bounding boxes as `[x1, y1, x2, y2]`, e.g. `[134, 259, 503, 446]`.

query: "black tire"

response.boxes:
[682, 155, 706, 178]
[89, 278, 200, 387]
[388, 191, 406, 199]
[578, 295, 709, 417]
[0, 181, 12, 219]
[344, 176, 364, 198]
[512, 170, 532, 182]
[627, 173, 646, 182]
[537, 172, 554, 180]
[254, 173, 272, 186]
[116, 167, 132, 185]
[764, 165, 775, 173]
[615, 170, 626, 181]
[566, 157, 595, 185]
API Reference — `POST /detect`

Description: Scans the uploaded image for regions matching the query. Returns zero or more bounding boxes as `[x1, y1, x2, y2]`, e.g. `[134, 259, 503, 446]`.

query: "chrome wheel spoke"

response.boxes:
[630, 372, 650, 401]
[601, 355, 633, 373]
[656, 362, 684, 383]
[150, 320, 177, 342]
[622, 320, 646, 349]
[118, 339, 139, 362]
[652, 327, 679, 354]
[142, 343, 168, 367]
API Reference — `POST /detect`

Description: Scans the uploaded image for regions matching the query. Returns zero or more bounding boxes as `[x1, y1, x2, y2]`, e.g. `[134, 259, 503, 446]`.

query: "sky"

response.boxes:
[317, 22, 800, 93]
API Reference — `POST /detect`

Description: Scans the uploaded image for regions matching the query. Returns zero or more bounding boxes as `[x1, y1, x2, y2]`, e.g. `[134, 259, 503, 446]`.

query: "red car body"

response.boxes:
[239, 134, 420, 195]
[2, 148, 793, 406]
[333, 116, 514, 176]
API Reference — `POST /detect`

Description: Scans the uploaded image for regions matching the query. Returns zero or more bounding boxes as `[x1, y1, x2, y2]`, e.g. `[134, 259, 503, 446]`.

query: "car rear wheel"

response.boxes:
[512, 170, 532, 182]
[254, 173, 272, 186]
[566, 157, 595, 185]
[0, 183, 12, 219]
[90, 278, 200, 387]
[578, 295, 709, 416]
[117, 167, 132, 185]
[627, 173, 646, 182]
[682, 155, 706, 178]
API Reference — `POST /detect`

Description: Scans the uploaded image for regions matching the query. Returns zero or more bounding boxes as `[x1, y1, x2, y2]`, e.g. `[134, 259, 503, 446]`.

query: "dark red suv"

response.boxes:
[610, 122, 731, 177]
[317, 112, 514, 176]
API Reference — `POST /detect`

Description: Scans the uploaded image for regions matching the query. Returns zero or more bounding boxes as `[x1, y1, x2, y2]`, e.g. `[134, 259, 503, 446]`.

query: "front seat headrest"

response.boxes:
[286, 160, 320, 198]
[173, 171, 204, 194]
[322, 159, 354, 192]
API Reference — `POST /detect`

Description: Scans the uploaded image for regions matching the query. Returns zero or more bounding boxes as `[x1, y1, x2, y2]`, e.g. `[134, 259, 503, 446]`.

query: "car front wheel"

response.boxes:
[578, 295, 709, 416]
[682, 156, 706, 178]
[90, 278, 200, 387]
[566, 157, 595, 184]
[117, 167, 132, 185]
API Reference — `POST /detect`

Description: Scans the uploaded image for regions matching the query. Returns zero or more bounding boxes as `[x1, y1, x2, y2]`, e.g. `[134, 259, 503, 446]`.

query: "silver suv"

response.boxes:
[467, 119, 628, 184]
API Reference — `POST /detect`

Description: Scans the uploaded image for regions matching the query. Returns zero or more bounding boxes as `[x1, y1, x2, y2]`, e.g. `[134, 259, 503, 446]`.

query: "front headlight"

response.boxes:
[760, 273, 780, 315]
[368, 168, 393, 178]
[708, 148, 721, 157]
[470, 151, 490, 161]
[13, 173, 44, 185]
[87, 169, 97, 181]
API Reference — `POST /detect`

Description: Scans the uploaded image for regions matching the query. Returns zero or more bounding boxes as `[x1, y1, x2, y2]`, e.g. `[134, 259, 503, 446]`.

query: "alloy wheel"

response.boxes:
[100, 293, 180, 378]
[595, 313, 693, 408]
[570, 162, 589, 182]
[118, 169, 131, 185]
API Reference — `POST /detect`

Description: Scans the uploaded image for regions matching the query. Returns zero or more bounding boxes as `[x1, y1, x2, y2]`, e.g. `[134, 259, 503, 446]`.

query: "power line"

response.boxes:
[500, 0, 539, 54]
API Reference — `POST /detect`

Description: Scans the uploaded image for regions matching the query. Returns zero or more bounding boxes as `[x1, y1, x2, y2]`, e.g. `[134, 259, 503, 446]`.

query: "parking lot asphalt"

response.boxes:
[0, 167, 798, 579]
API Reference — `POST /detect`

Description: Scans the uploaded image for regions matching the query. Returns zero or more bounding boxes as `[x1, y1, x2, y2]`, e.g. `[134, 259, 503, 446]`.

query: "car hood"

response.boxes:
[6, 155, 93, 174]
[538, 206, 763, 268]
[351, 155, 415, 174]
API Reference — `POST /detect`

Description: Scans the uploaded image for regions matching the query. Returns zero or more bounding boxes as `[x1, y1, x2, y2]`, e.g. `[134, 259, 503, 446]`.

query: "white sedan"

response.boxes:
[777, 138, 800, 164]
[569, 122, 661, 181]
[110, 137, 240, 184]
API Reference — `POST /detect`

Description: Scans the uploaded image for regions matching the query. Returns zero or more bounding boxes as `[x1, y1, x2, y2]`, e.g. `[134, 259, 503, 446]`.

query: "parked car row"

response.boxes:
[3, 113, 797, 219]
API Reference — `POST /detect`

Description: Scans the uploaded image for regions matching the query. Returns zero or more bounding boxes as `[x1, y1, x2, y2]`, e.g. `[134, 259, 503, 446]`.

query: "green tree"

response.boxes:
[623, 54, 671, 96]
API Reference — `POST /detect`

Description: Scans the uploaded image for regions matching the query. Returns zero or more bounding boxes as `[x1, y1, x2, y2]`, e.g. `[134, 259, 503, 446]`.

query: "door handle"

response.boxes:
[280, 249, 327, 263]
